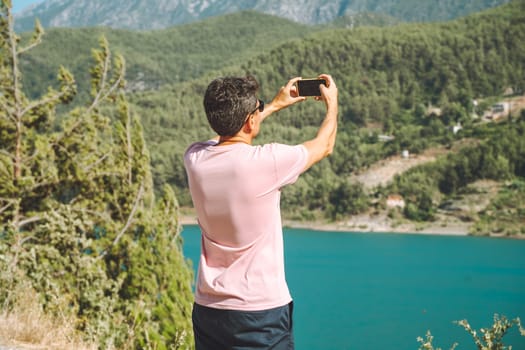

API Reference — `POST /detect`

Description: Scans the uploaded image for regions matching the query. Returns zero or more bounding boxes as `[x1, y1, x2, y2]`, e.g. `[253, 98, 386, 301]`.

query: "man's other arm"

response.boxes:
[302, 74, 338, 171]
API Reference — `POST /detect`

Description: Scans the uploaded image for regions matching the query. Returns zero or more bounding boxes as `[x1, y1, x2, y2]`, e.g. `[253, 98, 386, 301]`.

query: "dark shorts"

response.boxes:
[192, 302, 294, 350]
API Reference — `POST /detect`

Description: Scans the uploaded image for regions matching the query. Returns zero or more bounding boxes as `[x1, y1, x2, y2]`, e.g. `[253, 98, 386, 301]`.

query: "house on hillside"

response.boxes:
[488, 102, 509, 120]
[452, 123, 463, 134]
[378, 134, 395, 142]
[426, 106, 442, 117]
[492, 103, 506, 113]
[387, 194, 405, 209]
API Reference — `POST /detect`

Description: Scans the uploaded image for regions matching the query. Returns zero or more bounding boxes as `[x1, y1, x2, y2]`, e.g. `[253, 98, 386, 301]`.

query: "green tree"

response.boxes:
[393, 169, 438, 221]
[328, 180, 369, 220]
[0, 1, 193, 348]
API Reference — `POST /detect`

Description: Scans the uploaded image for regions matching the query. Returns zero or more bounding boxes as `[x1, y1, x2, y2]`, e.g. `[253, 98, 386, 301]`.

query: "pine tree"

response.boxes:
[0, 1, 194, 348]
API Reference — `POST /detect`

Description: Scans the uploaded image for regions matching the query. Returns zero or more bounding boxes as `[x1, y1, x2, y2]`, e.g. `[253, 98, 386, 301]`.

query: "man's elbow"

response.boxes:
[303, 136, 336, 168]
[321, 143, 334, 159]
[325, 137, 336, 156]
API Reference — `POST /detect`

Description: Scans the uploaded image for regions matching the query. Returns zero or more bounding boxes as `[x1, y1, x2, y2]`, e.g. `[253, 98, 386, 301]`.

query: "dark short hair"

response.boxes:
[203, 76, 259, 136]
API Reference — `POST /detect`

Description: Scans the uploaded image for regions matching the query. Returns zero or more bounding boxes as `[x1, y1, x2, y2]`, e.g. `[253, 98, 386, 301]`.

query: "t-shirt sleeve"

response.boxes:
[184, 140, 218, 159]
[269, 143, 308, 189]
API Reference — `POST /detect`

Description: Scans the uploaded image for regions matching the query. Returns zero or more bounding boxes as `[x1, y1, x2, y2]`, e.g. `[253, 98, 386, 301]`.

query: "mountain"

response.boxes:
[14, 0, 511, 32]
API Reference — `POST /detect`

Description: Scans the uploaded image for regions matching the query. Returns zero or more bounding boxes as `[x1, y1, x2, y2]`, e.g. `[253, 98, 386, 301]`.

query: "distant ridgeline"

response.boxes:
[14, 0, 511, 31]
[19, 1, 525, 227]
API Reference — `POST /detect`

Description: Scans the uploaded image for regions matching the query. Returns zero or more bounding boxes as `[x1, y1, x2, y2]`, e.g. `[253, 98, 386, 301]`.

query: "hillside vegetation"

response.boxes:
[127, 1, 525, 236]
[20, 11, 319, 102]
[1, 2, 193, 348]
[17, 1, 525, 235]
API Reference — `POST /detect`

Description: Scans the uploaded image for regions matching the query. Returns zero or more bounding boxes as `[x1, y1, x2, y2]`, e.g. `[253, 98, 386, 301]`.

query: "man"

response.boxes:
[184, 74, 338, 349]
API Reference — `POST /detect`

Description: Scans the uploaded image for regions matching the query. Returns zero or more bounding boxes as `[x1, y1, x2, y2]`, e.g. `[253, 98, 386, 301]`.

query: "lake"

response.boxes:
[181, 225, 525, 349]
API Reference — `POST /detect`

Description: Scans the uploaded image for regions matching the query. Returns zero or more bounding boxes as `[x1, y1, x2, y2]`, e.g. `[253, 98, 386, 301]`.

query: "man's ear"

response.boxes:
[242, 115, 254, 133]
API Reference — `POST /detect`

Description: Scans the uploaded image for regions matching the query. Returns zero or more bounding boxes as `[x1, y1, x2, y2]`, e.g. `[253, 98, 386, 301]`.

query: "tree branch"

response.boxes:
[0, 149, 15, 160]
[86, 47, 111, 115]
[96, 182, 144, 260]
[17, 19, 44, 55]
[86, 74, 124, 116]
[20, 91, 66, 118]
[124, 103, 133, 185]
[7, 5, 21, 112]
[0, 201, 15, 215]
[113, 182, 144, 246]
[72, 207, 111, 221]
[82, 152, 110, 173]
[17, 215, 44, 230]
[17, 39, 42, 55]
[0, 99, 16, 123]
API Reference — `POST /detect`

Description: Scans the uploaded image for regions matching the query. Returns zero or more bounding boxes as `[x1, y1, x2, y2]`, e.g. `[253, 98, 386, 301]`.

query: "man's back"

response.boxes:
[184, 140, 307, 310]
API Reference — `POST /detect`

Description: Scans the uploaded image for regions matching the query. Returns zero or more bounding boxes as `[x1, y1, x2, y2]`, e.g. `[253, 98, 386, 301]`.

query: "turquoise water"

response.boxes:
[182, 225, 525, 349]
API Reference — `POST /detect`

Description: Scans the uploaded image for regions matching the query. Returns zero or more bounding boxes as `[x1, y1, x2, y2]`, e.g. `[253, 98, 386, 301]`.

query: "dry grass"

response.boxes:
[0, 284, 97, 350]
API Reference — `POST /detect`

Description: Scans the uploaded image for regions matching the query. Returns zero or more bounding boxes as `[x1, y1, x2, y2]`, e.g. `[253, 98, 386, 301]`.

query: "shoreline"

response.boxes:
[179, 209, 524, 239]
[282, 219, 470, 236]
[179, 213, 470, 237]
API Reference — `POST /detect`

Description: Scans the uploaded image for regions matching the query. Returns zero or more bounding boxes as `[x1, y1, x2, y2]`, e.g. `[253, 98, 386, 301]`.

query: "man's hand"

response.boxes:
[317, 74, 338, 111]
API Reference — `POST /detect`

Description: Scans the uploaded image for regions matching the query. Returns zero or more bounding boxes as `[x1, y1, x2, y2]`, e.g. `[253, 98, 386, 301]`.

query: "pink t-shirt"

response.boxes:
[184, 141, 308, 311]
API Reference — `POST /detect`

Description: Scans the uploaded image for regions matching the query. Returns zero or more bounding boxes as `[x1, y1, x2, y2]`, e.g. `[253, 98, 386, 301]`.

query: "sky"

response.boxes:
[12, 0, 43, 13]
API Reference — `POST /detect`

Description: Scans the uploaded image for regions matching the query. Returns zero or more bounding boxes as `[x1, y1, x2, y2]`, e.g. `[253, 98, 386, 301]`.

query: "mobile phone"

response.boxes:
[296, 78, 327, 96]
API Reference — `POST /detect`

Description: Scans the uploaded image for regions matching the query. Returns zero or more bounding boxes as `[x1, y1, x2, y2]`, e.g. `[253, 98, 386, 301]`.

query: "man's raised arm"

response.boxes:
[302, 74, 338, 171]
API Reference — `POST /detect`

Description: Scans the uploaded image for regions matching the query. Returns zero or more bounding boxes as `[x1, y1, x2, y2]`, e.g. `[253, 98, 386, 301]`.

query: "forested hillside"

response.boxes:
[15, 0, 525, 236]
[125, 0, 525, 236]
[19, 11, 318, 103]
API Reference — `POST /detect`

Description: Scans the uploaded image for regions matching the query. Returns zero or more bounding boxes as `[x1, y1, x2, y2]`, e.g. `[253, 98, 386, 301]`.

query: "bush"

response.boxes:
[418, 314, 525, 350]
